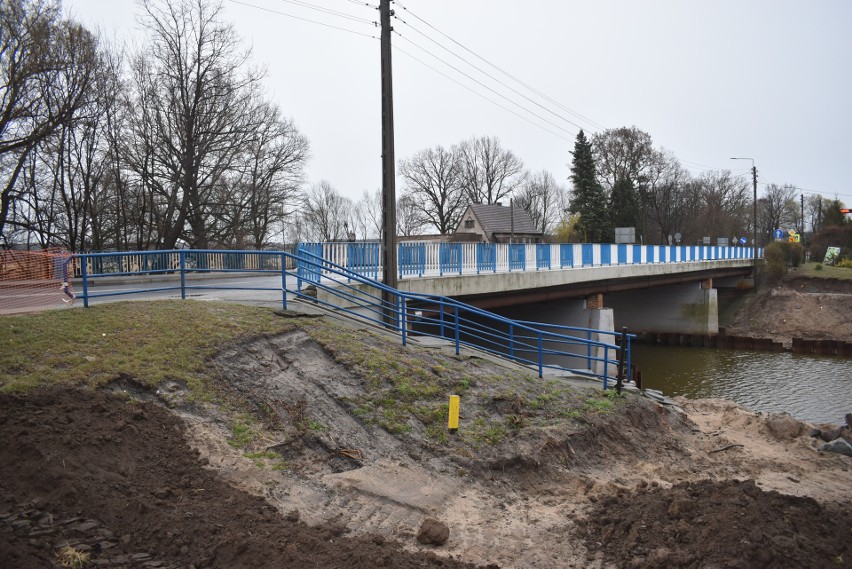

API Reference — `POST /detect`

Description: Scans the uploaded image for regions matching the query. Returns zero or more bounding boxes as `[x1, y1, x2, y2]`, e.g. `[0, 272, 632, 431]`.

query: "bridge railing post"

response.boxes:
[537, 334, 543, 378]
[179, 251, 186, 300]
[400, 296, 407, 346]
[81, 254, 89, 308]
[454, 305, 460, 355]
[280, 253, 287, 310]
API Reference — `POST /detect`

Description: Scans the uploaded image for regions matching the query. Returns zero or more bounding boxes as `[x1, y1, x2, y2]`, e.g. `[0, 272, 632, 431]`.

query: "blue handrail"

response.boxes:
[70, 245, 732, 387]
[291, 247, 628, 385]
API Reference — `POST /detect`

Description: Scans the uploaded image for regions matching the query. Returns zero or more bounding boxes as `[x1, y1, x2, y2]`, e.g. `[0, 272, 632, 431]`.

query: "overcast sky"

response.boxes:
[65, 0, 852, 206]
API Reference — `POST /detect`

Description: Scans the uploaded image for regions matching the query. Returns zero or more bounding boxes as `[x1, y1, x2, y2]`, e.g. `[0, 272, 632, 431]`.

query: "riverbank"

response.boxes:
[1, 301, 851, 568]
[722, 264, 852, 348]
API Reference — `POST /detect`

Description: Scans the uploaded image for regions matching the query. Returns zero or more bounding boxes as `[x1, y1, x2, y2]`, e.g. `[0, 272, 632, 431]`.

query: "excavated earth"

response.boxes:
[723, 274, 852, 347]
[2, 318, 852, 568]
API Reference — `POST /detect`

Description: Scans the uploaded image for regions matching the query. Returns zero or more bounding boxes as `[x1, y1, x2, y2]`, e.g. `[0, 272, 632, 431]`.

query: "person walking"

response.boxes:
[59, 254, 76, 305]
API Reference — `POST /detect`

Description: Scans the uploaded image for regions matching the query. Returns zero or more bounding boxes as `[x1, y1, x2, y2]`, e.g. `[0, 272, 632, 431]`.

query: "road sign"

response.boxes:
[739, 237, 747, 245]
[773, 229, 784, 240]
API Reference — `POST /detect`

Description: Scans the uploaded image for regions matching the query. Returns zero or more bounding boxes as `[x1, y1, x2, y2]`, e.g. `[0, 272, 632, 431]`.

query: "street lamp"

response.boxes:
[730, 157, 758, 264]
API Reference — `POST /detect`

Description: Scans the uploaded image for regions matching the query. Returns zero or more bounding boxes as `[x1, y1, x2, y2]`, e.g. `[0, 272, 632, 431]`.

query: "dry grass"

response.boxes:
[57, 545, 90, 568]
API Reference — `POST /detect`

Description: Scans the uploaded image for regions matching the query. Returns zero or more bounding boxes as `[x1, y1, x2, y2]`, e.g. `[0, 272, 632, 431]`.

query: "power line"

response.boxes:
[226, 0, 379, 39]
[391, 13, 590, 134]
[393, 44, 573, 143]
[393, 31, 579, 139]
[394, 0, 606, 133]
[336, 0, 377, 8]
[278, 0, 375, 25]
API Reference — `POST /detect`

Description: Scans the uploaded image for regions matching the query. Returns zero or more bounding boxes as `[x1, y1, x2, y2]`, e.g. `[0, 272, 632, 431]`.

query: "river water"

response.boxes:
[631, 344, 852, 425]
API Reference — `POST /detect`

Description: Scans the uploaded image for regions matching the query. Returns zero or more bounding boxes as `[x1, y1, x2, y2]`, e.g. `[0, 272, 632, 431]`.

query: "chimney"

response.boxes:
[495, 201, 502, 207]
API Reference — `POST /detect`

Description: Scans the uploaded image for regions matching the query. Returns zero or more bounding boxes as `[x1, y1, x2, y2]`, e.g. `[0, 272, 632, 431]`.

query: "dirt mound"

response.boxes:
[0, 387, 479, 569]
[725, 275, 852, 344]
[579, 478, 852, 569]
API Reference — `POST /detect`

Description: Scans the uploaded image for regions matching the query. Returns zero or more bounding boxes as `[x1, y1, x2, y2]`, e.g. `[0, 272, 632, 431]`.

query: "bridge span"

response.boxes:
[309, 241, 759, 340]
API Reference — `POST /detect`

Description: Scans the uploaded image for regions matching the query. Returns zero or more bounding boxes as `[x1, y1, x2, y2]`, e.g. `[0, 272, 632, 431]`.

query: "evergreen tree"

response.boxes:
[569, 130, 610, 242]
[822, 199, 848, 227]
[609, 177, 640, 229]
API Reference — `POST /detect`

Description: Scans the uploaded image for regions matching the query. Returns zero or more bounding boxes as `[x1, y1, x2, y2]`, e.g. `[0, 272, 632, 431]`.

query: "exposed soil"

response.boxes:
[0, 387, 481, 569]
[724, 274, 852, 346]
[2, 317, 851, 568]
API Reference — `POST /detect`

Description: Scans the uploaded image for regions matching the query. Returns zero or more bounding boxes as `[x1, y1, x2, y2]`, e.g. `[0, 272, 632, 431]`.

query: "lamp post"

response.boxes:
[730, 157, 758, 264]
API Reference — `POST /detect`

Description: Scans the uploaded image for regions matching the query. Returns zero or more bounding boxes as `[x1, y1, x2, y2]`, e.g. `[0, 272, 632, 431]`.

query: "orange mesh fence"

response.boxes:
[0, 249, 76, 315]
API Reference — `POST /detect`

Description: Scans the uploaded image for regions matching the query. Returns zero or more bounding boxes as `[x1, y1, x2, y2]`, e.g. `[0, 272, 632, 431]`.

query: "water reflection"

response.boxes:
[632, 344, 851, 425]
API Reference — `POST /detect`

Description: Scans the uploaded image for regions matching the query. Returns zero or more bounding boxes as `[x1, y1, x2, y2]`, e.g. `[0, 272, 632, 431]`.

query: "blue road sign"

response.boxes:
[773, 229, 784, 240]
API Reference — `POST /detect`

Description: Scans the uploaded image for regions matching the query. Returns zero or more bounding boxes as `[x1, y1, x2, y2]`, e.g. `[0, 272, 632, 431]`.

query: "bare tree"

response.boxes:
[396, 193, 425, 237]
[351, 188, 382, 240]
[128, 0, 265, 249]
[591, 126, 661, 237]
[0, 0, 98, 239]
[301, 180, 350, 242]
[693, 170, 751, 243]
[646, 152, 695, 244]
[458, 135, 525, 205]
[805, 194, 825, 234]
[227, 101, 309, 248]
[513, 170, 564, 235]
[591, 126, 658, 193]
[758, 183, 798, 240]
[399, 145, 465, 234]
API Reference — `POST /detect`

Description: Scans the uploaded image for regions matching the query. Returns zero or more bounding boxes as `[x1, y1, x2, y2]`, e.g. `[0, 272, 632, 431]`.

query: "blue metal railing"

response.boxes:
[289, 248, 633, 386]
[77, 249, 291, 308]
[73, 247, 634, 387]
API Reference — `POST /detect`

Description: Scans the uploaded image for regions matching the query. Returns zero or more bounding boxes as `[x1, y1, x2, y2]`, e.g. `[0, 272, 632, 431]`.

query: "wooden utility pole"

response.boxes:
[380, 0, 398, 322]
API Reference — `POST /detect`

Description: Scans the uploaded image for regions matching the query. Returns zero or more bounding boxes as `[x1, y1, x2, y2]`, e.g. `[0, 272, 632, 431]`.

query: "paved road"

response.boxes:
[0, 273, 297, 315]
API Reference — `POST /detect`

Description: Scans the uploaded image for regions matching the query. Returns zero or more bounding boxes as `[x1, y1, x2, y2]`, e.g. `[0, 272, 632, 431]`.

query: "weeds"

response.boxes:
[57, 545, 90, 568]
[228, 419, 256, 448]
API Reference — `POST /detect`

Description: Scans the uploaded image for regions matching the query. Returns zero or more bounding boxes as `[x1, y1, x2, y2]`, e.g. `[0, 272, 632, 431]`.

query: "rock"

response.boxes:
[416, 518, 450, 545]
[765, 413, 801, 440]
[808, 428, 822, 438]
[819, 439, 852, 458]
[818, 427, 842, 443]
[846, 413, 852, 429]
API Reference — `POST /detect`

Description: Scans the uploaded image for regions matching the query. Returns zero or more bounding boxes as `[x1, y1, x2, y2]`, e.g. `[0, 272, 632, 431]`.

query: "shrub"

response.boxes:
[763, 241, 803, 284]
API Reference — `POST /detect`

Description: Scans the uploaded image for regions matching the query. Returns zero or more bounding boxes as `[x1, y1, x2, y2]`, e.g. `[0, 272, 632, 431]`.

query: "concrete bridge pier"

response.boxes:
[606, 279, 719, 336]
[585, 294, 616, 377]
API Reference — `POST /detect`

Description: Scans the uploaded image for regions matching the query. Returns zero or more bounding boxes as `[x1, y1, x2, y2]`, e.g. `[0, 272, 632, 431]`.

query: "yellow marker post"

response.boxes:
[448, 395, 460, 433]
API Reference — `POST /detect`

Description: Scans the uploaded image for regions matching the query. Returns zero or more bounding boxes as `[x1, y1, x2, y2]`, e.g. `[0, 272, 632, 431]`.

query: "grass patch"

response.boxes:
[228, 419, 258, 448]
[582, 389, 627, 414]
[0, 300, 296, 398]
[795, 262, 852, 280]
[244, 450, 286, 470]
[2, 299, 631, 454]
